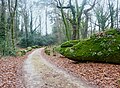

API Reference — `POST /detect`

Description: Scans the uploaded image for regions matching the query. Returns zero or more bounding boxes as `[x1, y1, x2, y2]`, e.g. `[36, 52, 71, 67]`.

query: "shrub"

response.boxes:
[18, 34, 57, 48]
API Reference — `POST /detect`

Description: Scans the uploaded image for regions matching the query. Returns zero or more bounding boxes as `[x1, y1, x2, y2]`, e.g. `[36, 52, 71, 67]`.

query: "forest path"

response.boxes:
[22, 48, 93, 88]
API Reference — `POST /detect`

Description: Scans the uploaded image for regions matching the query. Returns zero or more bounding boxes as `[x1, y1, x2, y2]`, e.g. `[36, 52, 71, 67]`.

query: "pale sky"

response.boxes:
[26, 0, 52, 35]
[27, 0, 120, 35]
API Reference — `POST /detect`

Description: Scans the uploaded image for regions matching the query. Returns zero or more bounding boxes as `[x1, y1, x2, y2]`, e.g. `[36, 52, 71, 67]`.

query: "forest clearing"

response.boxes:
[0, 0, 120, 88]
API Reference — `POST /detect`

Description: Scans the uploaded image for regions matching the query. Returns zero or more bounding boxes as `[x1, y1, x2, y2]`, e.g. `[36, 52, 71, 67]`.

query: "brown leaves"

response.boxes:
[43, 51, 120, 88]
[0, 51, 33, 88]
[0, 57, 23, 88]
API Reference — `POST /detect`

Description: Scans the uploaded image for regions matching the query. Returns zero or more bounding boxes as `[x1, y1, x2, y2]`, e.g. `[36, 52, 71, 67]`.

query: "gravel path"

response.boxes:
[22, 48, 93, 88]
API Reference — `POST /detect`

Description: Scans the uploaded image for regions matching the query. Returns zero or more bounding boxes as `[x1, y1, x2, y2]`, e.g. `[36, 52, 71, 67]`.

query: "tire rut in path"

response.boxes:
[22, 48, 94, 88]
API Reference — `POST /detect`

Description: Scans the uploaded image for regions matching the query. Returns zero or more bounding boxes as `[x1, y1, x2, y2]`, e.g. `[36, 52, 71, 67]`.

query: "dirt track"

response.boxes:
[22, 48, 93, 88]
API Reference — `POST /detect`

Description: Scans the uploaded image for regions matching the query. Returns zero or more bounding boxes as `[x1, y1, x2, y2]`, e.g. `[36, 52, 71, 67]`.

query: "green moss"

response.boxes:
[61, 40, 80, 48]
[27, 47, 32, 51]
[32, 45, 41, 49]
[45, 47, 51, 55]
[58, 29, 120, 64]
[16, 49, 27, 56]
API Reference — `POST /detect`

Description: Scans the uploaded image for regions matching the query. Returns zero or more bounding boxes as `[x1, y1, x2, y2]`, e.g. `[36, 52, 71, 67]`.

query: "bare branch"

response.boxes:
[56, 0, 70, 9]
[32, 24, 41, 33]
[84, 0, 96, 13]
[14, 0, 17, 11]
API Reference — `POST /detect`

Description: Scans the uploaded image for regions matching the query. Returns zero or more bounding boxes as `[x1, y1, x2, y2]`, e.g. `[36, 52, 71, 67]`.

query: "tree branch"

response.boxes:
[32, 24, 41, 33]
[56, 0, 70, 9]
[84, 0, 96, 13]
[14, 0, 17, 11]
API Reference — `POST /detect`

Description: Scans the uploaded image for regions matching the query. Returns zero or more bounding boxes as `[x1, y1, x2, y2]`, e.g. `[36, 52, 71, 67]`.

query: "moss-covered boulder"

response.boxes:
[58, 29, 120, 64]
[32, 45, 40, 49]
[16, 49, 27, 56]
[27, 47, 32, 51]
[45, 47, 51, 55]
[61, 40, 80, 48]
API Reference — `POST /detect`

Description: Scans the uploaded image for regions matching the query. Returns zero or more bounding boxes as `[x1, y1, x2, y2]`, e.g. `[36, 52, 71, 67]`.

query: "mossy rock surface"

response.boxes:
[32, 45, 40, 49]
[16, 49, 27, 56]
[58, 29, 120, 64]
[27, 47, 32, 51]
[61, 40, 80, 48]
[45, 47, 51, 55]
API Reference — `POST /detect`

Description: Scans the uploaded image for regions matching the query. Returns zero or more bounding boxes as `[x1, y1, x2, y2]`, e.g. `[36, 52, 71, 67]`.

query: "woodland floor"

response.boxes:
[43, 49, 120, 88]
[0, 48, 120, 88]
[0, 50, 33, 88]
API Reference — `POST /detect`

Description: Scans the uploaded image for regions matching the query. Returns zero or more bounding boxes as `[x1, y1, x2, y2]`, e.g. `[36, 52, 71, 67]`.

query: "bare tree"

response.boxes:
[108, 0, 115, 28]
[116, 0, 119, 29]
[82, 0, 96, 38]
[45, 6, 48, 36]
[94, 3, 110, 31]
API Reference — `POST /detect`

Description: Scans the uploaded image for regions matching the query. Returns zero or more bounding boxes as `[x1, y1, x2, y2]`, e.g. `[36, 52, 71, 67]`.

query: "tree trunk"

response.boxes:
[72, 24, 77, 40]
[8, 0, 18, 51]
[10, 16, 15, 50]
[117, 0, 119, 29]
[61, 8, 70, 40]
[45, 6, 48, 36]
[83, 13, 89, 38]
[24, 13, 29, 47]
[30, 9, 33, 35]
[83, 0, 96, 38]
[1, 0, 6, 55]
[108, 0, 114, 29]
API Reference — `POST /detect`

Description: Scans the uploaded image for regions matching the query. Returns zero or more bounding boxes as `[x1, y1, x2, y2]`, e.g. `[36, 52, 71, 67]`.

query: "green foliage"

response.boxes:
[19, 36, 34, 48]
[0, 40, 16, 56]
[19, 34, 57, 48]
[58, 29, 120, 64]
[16, 45, 41, 56]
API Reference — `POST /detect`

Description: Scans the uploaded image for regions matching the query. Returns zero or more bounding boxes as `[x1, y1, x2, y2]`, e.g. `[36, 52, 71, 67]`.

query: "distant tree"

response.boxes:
[94, 3, 110, 31]
[83, 0, 96, 38]
[116, 0, 119, 29]
[45, 6, 48, 36]
[108, 0, 116, 28]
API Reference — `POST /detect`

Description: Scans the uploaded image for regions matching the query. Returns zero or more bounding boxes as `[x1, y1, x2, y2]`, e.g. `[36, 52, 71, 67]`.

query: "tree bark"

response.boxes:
[83, 0, 96, 38]
[8, 0, 18, 50]
[83, 12, 89, 38]
[24, 12, 29, 47]
[45, 6, 48, 36]
[1, 0, 6, 55]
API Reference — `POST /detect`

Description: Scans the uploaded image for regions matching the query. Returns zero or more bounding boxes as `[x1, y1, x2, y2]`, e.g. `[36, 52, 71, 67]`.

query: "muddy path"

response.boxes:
[22, 48, 94, 88]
